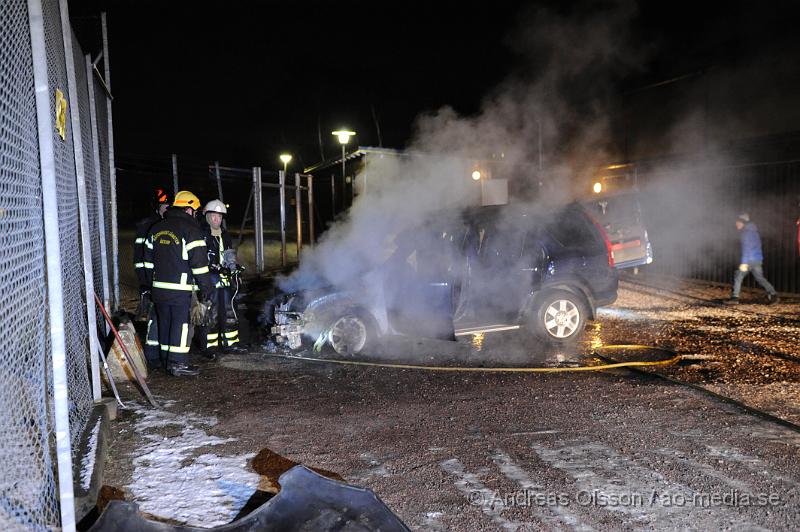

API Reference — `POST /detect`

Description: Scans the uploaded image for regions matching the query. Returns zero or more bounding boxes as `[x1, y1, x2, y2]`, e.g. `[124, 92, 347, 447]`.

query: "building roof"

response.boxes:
[303, 146, 407, 173]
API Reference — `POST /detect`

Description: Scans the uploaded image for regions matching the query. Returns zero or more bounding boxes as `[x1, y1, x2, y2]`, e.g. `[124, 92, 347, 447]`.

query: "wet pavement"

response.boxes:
[102, 274, 800, 530]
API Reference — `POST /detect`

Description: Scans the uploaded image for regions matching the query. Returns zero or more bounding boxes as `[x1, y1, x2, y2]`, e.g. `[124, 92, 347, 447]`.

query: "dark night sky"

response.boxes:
[69, 1, 800, 200]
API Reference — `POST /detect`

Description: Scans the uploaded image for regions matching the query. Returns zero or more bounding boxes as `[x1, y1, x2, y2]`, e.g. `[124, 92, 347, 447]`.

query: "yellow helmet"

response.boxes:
[173, 190, 201, 209]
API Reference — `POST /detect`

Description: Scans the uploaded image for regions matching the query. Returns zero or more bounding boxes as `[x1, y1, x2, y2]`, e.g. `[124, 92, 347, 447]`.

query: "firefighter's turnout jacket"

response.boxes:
[133, 213, 161, 289]
[205, 225, 234, 287]
[143, 208, 213, 303]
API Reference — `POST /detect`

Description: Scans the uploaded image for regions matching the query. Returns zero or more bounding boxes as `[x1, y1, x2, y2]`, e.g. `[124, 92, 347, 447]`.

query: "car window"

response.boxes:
[547, 208, 599, 249]
[476, 221, 528, 266]
[585, 194, 642, 226]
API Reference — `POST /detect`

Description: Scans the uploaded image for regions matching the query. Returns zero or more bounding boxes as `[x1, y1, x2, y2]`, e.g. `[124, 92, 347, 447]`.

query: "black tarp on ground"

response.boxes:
[88, 465, 409, 531]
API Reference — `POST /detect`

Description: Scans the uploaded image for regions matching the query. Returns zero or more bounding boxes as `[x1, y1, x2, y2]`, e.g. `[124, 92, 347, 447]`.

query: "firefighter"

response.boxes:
[199, 199, 246, 355]
[143, 190, 213, 376]
[134, 188, 170, 368]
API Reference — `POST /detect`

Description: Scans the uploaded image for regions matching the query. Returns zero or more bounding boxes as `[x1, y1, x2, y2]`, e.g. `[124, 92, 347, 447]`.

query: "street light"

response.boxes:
[332, 129, 355, 208]
[332, 129, 356, 145]
[471, 170, 482, 181]
[279, 153, 292, 173]
[593, 182, 603, 194]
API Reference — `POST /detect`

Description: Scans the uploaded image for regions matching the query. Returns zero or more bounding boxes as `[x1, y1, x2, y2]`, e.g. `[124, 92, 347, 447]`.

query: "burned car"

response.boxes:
[267, 202, 618, 355]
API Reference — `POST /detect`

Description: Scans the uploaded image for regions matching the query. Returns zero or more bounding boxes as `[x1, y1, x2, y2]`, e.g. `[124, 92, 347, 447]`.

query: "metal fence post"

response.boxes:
[295, 172, 302, 257]
[331, 173, 336, 219]
[86, 53, 111, 328]
[171, 153, 179, 195]
[28, 0, 77, 528]
[215, 160, 224, 201]
[279, 170, 287, 267]
[253, 167, 264, 273]
[60, 0, 100, 401]
[101, 12, 119, 309]
[307, 174, 315, 245]
[237, 182, 253, 248]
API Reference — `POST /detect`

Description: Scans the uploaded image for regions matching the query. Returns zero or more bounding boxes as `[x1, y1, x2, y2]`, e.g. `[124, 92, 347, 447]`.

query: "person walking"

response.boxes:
[134, 188, 170, 367]
[198, 199, 246, 355]
[725, 213, 779, 305]
[143, 190, 213, 375]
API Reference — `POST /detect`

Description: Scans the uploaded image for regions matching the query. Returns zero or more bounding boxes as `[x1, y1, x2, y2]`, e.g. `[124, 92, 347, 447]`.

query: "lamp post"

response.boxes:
[279, 153, 292, 173]
[332, 129, 355, 207]
[472, 170, 484, 205]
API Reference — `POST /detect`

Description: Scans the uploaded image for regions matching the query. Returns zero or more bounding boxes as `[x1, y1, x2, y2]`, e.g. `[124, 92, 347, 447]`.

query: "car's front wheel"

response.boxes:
[529, 289, 588, 344]
[326, 310, 377, 356]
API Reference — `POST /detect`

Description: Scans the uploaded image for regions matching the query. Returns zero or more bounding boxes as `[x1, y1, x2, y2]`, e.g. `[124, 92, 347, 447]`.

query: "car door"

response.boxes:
[382, 224, 457, 340]
[465, 215, 533, 323]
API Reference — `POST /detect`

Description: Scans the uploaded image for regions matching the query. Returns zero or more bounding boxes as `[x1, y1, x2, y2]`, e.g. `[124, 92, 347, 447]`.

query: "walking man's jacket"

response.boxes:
[739, 222, 764, 264]
[143, 208, 213, 303]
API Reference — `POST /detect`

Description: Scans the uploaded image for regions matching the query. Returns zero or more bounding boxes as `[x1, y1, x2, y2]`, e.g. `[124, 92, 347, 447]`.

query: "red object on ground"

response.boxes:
[94, 293, 159, 408]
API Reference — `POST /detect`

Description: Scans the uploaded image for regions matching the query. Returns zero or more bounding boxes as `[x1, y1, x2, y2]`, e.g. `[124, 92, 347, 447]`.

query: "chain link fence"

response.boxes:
[72, 28, 106, 330]
[93, 73, 115, 309]
[0, 0, 60, 527]
[0, 0, 118, 528]
[42, 0, 94, 461]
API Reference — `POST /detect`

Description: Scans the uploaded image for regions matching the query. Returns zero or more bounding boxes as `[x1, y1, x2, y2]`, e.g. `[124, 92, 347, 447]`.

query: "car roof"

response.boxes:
[432, 201, 581, 226]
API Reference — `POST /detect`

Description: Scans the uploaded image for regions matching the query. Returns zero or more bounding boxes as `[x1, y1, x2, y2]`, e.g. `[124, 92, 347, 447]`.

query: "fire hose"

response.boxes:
[264, 344, 683, 373]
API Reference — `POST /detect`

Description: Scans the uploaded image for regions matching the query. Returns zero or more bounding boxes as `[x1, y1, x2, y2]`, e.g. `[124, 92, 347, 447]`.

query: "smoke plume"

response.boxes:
[280, 0, 643, 295]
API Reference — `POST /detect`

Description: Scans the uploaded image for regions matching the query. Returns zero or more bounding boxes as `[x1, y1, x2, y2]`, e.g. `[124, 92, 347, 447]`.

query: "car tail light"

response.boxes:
[587, 215, 615, 267]
[610, 239, 641, 251]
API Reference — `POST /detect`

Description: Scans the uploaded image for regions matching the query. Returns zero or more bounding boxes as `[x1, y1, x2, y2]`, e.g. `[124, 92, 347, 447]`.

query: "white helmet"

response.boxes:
[203, 199, 227, 215]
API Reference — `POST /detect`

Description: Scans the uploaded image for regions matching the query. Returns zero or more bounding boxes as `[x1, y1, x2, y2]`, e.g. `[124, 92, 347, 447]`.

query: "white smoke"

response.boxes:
[279, 1, 643, 294]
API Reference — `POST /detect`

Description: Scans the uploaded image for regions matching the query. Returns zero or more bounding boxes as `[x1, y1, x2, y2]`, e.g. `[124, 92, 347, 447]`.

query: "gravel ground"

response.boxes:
[604, 273, 800, 425]
[99, 272, 800, 530]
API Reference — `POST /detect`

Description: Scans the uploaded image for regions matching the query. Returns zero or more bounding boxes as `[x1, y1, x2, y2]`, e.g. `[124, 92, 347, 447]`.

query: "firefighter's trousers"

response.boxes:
[154, 302, 192, 366]
[201, 286, 239, 349]
[144, 305, 161, 367]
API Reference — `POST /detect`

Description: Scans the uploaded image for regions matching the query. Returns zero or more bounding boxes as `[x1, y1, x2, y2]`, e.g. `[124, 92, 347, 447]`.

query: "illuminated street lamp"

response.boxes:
[471, 170, 482, 181]
[332, 129, 356, 208]
[279, 153, 292, 173]
[593, 182, 603, 194]
[332, 130, 356, 145]
[332, 129, 355, 180]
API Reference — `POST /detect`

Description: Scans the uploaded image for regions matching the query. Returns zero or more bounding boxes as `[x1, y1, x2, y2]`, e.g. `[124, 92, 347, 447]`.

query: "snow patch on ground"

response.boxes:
[127, 401, 260, 528]
[80, 417, 102, 491]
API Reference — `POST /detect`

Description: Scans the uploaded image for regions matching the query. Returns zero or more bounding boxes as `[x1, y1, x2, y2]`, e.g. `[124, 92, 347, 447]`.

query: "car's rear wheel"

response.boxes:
[530, 289, 588, 344]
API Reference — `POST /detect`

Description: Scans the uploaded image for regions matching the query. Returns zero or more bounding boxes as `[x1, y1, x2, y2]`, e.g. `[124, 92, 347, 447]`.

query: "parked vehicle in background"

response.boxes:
[582, 190, 653, 269]
[267, 202, 619, 354]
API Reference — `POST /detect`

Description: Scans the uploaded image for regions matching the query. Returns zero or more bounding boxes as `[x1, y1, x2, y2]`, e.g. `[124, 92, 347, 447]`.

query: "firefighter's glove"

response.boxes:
[191, 298, 213, 326]
[135, 289, 152, 321]
[201, 300, 213, 326]
[738, 263, 749, 272]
